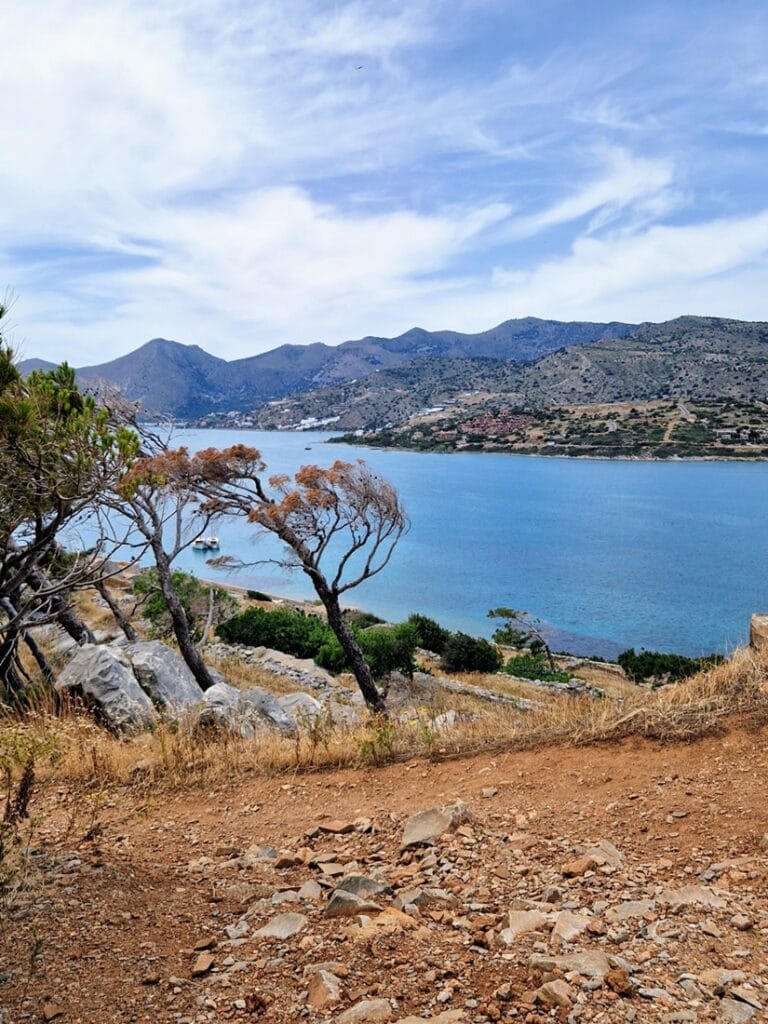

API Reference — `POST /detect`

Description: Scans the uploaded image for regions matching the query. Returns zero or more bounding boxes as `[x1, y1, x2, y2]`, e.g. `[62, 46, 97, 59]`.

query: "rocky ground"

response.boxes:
[2, 723, 768, 1024]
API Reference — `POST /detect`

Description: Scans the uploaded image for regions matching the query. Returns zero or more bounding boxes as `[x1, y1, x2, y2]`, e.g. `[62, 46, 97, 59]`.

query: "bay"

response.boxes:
[166, 428, 768, 659]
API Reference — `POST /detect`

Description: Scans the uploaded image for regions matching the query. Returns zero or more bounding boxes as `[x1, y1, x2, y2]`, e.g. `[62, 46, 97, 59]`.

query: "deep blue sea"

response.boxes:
[165, 429, 768, 659]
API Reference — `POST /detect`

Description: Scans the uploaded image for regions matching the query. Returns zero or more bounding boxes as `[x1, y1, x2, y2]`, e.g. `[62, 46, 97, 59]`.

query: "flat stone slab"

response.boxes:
[530, 950, 611, 980]
[401, 801, 472, 849]
[337, 999, 393, 1023]
[253, 912, 308, 939]
[606, 900, 656, 923]
[499, 910, 549, 944]
[325, 890, 382, 918]
[658, 885, 728, 910]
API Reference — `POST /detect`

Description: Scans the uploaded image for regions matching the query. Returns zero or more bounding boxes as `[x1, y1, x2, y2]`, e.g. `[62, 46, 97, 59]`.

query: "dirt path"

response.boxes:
[2, 724, 767, 1023]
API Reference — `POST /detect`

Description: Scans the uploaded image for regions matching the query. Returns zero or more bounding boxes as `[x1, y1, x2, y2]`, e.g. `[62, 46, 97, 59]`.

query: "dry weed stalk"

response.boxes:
[0, 645, 766, 793]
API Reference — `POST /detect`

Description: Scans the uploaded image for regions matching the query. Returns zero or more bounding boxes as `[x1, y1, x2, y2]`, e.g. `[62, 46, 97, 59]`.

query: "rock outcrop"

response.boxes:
[56, 645, 156, 733]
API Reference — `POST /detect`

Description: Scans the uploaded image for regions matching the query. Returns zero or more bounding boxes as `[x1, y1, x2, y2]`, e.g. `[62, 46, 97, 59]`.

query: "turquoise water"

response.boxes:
[168, 428, 768, 658]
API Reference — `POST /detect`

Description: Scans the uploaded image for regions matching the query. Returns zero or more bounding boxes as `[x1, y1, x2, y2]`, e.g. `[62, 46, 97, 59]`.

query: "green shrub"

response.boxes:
[344, 609, 385, 629]
[217, 606, 332, 659]
[315, 622, 419, 680]
[407, 613, 451, 654]
[503, 654, 570, 683]
[617, 647, 724, 685]
[314, 635, 348, 674]
[441, 632, 503, 673]
[246, 590, 272, 602]
[134, 568, 236, 642]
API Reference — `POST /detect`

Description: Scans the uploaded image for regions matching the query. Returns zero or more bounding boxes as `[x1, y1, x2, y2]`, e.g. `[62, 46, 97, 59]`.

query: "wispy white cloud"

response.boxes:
[2, 0, 768, 361]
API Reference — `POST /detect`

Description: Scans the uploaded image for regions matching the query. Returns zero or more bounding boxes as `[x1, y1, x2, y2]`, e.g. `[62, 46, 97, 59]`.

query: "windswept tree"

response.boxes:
[120, 445, 407, 712]
[487, 607, 556, 669]
[0, 331, 138, 700]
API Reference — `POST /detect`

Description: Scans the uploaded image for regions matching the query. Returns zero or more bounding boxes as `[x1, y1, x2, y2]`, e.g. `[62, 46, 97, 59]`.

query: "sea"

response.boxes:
[157, 428, 768, 659]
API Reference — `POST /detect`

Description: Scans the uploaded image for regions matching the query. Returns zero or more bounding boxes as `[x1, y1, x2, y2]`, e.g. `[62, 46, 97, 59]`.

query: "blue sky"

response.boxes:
[2, 0, 768, 363]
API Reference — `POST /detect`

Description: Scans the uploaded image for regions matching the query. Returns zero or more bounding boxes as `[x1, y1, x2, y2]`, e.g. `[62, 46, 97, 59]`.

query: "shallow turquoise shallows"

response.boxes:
[167, 428, 768, 658]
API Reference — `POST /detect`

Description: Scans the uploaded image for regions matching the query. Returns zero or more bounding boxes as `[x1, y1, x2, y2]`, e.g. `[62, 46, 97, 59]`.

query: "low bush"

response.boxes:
[618, 647, 724, 685]
[246, 590, 272, 602]
[503, 654, 570, 683]
[217, 606, 332, 659]
[316, 622, 419, 680]
[407, 613, 451, 654]
[441, 632, 503, 673]
[343, 609, 385, 629]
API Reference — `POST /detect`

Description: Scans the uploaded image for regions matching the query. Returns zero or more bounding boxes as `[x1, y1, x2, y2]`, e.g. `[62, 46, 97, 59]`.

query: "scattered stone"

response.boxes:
[242, 844, 277, 866]
[396, 1013, 464, 1024]
[306, 970, 342, 1009]
[699, 970, 747, 990]
[719, 998, 756, 1023]
[42, 1003, 64, 1022]
[658, 885, 728, 910]
[335, 875, 392, 899]
[401, 801, 472, 849]
[481, 787, 498, 798]
[584, 839, 623, 867]
[253, 912, 308, 939]
[561, 856, 597, 878]
[536, 979, 574, 1008]
[337, 998, 393, 1023]
[605, 967, 634, 996]
[552, 910, 590, 943]
[731, 988, 763, 1010]
[606, 900, 656, 923]
[498, 910, 549, 944]
[191, 953, 215, 977]
[318, 819, 355, 834]
[530, 950, 611, 981]
[730, 913, 752, 931]
[325, 890, 382, 918]
[298, 879, 324, 900]
[124, 640, 203, 713]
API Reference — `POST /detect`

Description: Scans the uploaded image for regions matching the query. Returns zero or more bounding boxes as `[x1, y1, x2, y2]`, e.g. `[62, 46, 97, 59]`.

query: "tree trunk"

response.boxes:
[153, 543, 217, 691]
[0, 628, 29, 704]
[23, 630, 54, 681]
[317, 584, 385, 714]
[54, 600, 95, 645]
[26, 567, 95, 645]
[95, 580, 138, 642]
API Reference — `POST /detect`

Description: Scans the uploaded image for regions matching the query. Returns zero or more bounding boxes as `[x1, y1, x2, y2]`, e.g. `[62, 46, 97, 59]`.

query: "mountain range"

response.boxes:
[247, 315, 768, 430]
[18, 315, 768, 427]
[17, 317, 637, 418]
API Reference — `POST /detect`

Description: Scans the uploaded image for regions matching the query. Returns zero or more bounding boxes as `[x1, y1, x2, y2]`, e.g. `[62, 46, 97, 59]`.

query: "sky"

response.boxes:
[2, 0, 768, 364]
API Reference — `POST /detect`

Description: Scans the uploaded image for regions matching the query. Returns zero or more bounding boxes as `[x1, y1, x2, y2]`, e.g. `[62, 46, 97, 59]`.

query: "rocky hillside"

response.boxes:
[17, 318, 636, 419]
[245, 316, 768, 431]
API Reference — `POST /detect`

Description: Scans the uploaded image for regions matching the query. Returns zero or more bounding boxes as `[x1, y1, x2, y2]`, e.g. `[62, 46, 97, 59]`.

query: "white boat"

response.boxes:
[192, 536, 220, 551]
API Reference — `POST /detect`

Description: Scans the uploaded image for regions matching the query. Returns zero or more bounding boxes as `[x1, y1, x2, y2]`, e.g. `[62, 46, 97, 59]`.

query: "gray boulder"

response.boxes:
[125, 641, 203, 714]
[278, 691, 325, 725]
[240, 686, 296, 736]
[197, 680, 265, 738]
[196, 678, 296, 737]
[56, 645, 156, 733]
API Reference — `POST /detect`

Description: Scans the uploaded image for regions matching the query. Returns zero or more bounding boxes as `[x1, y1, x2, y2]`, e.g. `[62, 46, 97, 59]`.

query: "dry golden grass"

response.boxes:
[2, 644, 767, 798]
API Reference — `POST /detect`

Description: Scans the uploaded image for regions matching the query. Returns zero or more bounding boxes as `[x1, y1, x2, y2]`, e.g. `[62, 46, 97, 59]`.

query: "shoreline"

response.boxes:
[326, 436, 768, 464]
